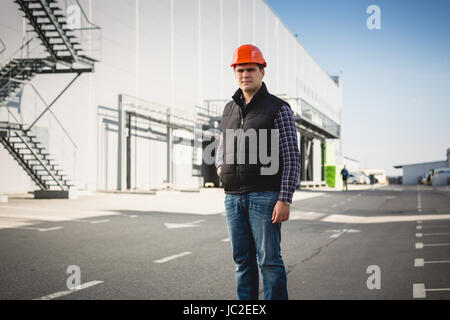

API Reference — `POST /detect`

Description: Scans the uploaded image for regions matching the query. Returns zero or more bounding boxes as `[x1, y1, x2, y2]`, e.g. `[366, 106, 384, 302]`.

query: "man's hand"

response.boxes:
[217, 166, 222, 177]
[272, 201, 290, 224]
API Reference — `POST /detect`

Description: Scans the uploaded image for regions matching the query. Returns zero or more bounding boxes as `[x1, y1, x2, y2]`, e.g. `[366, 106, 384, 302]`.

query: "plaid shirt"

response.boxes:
[215, 104, 300, 203]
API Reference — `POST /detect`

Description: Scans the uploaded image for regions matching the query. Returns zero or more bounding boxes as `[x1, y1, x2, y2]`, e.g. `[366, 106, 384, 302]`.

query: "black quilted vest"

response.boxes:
[219, 82, 288, 194]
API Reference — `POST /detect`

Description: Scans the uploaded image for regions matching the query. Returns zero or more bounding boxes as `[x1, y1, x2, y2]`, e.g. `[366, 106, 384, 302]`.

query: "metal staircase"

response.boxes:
[0, 122, 73, 190]
[0, 0, 101, 192]
[15, 0, 96, 66]
[0, 58, 56, 105]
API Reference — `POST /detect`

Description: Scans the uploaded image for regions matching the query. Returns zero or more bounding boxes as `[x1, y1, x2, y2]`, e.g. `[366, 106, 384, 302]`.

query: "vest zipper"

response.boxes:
[238, 107, 244, 194]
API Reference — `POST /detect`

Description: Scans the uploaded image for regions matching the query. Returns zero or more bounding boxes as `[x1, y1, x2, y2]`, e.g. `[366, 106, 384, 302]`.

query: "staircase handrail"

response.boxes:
[14, 131, 65, 190]
[0, 37, 37, 67]
[8, 78, 78, 150]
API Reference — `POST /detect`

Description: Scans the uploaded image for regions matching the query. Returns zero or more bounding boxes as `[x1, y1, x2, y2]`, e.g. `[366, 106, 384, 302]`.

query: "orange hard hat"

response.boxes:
[230, 44, 267, 68]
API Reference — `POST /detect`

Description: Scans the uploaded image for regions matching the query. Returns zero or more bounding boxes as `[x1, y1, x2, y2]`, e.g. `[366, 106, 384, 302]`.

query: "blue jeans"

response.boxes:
[224, 191, 288, 300]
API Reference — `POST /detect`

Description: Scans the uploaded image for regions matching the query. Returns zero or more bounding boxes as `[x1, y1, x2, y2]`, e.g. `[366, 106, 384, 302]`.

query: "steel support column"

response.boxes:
[117, 95, 127, 191]
[321, 141, 325, 181]
[300, 135, 306, 182]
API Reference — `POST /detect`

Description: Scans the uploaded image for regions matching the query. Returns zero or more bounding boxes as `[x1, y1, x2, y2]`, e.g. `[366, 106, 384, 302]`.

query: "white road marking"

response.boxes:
[420, 232, 450, 236]
[221, 238, 230, 242]
[420, 225, 450, 229]
[413, 283, 450, 299]
[416, 226, 422, 230]
[33, 281, 104, 300]
[327, 229, 360, 238]
[116, 213, 138, 218]
[321, 214, 450, 224]
[154, 251, 192, 263]
[416, 233, 423, 238]
[14, 226, 63, 232]
[415, 242, 424, 249]
[418, 243, 450, 248]
[417, 185, 422, 212]
[89, 219, 109, 224]
[290, 211, 326, 221]
[414, 258, 424, 267]
[417, 220, 422, 224]
[413, 284, 426, 299]
[164, 219, 205, 229]
[422, 259, 450, 263]
[71, 219, 110, 224]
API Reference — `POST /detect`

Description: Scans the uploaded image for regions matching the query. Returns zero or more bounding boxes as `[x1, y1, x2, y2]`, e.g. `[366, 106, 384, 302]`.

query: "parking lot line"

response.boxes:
[13, 226, 63, 232]
[420, 232, 450, 236]
[414, 258, 450, 267]
[414, 283, 450, 299]
[417, 186, 422, 212]
[33, 280, 104, 300]
[420, 225, 450, 229]
[154, 251, 192, 263]
[89, 219, 110, 224]
[413, 284, 426, 298]
[420, 243, 450, 248]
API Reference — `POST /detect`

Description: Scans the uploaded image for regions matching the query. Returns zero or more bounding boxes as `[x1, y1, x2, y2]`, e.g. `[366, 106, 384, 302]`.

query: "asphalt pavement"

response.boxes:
[0, 184, 449, 300]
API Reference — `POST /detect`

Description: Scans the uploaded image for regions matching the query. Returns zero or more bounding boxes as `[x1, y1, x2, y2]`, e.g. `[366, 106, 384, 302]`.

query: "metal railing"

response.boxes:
[203, 96, 341, 138]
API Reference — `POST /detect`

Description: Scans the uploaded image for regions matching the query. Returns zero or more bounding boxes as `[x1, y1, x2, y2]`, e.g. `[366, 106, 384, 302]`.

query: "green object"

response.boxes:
[325, 165, 336, 187]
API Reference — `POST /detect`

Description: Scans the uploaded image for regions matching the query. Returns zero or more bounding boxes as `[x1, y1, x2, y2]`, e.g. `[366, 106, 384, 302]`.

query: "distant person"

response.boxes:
[340, 166, 349, 191]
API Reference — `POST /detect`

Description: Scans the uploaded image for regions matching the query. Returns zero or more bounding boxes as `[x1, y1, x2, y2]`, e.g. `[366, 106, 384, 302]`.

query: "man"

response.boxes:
[340, 165, 349, 191]
[215, 44, 299, 300]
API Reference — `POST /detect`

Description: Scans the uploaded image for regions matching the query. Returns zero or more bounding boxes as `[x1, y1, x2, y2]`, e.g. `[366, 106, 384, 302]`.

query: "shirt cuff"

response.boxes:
[278, 190, 293, 204]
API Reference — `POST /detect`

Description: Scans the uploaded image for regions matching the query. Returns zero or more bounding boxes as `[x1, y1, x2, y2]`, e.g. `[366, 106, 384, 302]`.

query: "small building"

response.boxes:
[393, 148, 450, 185]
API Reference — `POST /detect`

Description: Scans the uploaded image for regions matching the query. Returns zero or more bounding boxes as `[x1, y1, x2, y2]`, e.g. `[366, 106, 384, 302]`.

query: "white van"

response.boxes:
[431, 168, 450, 186]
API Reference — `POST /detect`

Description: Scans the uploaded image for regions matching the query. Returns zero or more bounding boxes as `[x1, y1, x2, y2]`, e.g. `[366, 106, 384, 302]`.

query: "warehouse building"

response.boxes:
[393, 148, 450, 185]
[0, 0, 343, 196]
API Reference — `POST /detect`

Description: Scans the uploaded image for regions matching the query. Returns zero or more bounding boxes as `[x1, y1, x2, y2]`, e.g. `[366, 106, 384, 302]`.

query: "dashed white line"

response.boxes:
[33, 280, 104, 300]
[417, 186, 422, 212]
[415, 242, 450, 248]
[414, 258, 425, 267]
[415, 258, 450, 267]
[413, 284, 426, 298]
[154, 251, 192, 263]
[413, 283, 450, 299]
[14, 226, 63, 232]
[420, 225, 450, 229]
[221, 238, 230, 242]
[89, 219, 109, 224]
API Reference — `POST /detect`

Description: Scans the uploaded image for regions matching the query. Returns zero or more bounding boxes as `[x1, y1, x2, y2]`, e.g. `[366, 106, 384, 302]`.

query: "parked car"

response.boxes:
[348, 172, 370, 184]
[431, 168, 450, 186]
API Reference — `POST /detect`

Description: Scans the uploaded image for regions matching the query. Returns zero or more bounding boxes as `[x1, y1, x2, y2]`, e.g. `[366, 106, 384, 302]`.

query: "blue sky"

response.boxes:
[265, 0, 450, 175]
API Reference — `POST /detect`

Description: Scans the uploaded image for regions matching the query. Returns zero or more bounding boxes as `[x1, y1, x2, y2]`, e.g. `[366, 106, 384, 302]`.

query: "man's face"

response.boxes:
[234, 63, 265, 93]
